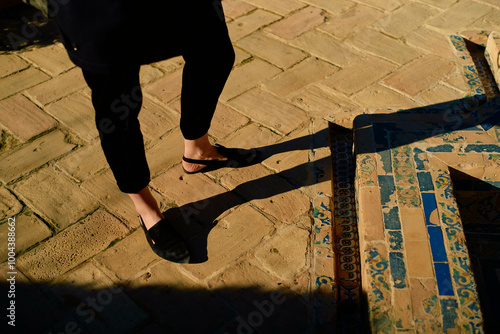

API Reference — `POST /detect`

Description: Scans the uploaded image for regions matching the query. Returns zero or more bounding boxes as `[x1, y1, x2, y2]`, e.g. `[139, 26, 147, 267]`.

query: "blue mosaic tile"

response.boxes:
[440, 299, 458, 331]
[388, 231, 403, 251]
[421, 193, 438, 226]
[427, 226, 448, 263]
[426, 144, 455, 152]
[378, 150, 392, 174]
[435, 263, 454, 296]
[383, 206, 401, 230]
[378, 175, 396, 206]
[464, 144, 500, 153]
[413, 148, 428, 171]
[389, 252, 407, 289]
[417, 172, 434, 192]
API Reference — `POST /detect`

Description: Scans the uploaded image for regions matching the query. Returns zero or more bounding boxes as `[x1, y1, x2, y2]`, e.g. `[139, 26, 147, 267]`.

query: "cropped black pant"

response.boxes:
[81, 2, 234, 193]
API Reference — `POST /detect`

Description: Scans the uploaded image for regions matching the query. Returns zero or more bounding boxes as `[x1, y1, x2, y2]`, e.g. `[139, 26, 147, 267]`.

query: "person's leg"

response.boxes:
[82, 67, 162, 229]
[179, 0, 235, 173]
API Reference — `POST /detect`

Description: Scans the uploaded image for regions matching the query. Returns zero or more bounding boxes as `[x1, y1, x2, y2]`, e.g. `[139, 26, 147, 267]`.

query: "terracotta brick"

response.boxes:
[17, 210, 128, 282]
[418, 84, 465, 106]
[0, 212, 51, 262]
[0, 67, 50, 100]
[353, 84, 418, 109]
[319, 4, 385, 40]
[291, 30, 361, 67]
[182, 205, 275, 279]
[236, 32, 307, 69]
[301, 0, 355, 15]
[0, 94, 57, 141]
[322, 55, 397, 96]
[255, 226, 310, 280]
[222, 0, 256, 19]
[45, 92, 98, 142]
[400, 208, 428, 241]
[209, 103, 249, 140]
[406, 27, 457, 60]
[229, 88, 308, 135]
[263, 57, 339, 97]
[138, 98, 180, 145]
[227, 9, 281, 41]
[13, 167, 99, 230]
[444, 68, 471, 93]
[56, 142, 108, 181]
[290, 85, 358, 118]
[382, 55, 455, 96]
[94, 230, 159, 280]
[145, 128, 185, 176]
[405, 240, 434, 278]
[0, 54, 29, 78]
[244, 0, 305, 15]
[418, 0, 456, 9]
[22, 43, 74, 76]
[346, 29, 420, 65]
[151, 56, 184, 74]
[357, 187, 385, 242]
[143, 68, 182, 103]
[355, 0, 405, 11]
[374, 2, 439, 38]
[427, 1, 493, 31]
[139, 64, 163, 84]
[0, 130, 75, 183]
[234, 46, 252, 66]
[265, 6, 327, 40]
[220, 59, 282, 102]
[0, 187, 23, 220]
[81, 169, 138, 227]
[25, 67, 86, 105]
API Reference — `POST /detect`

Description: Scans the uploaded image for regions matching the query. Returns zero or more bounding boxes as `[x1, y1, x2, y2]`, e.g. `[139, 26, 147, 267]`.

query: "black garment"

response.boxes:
[58, 0, 234, 192]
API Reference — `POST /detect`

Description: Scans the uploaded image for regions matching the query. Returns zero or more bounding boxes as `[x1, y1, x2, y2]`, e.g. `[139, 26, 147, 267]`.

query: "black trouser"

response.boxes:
[82, 2, 234, 193]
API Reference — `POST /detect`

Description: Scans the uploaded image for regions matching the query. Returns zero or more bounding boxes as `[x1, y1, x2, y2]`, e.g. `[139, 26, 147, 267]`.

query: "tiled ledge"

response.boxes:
[353, 94, 500, 332]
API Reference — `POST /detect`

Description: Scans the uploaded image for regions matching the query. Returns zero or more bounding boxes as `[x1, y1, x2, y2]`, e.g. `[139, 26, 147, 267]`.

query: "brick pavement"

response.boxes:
[1, 0, 499, 333]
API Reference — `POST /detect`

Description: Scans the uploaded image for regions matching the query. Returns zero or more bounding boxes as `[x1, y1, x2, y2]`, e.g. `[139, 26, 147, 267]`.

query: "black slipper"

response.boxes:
[139, 216, 190, 263]
[182, 144, 263, 174]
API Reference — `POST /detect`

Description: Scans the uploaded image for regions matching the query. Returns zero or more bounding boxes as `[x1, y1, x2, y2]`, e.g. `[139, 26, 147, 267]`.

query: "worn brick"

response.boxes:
[319, 4, 384, 40]
[139, 98, 180, 145]
[139, 64, 163, 84]
[406, 27, 457, 60]
[22, 43, 74, 76]
[0, 211, 51, 262]
[0, 54, 29, 78]
[291, 30, 361, 67]
[353, 84, 418, 109]
[357, 187, 384, 242]
[355, 0, 405, 12]
[382, 55, 455, 96]
[222, 0, 256, 19]
[209, 103, 249, 140]
[229, 88, 308, 135]
[50, 262, 149, 333]
[183, 205, 275, 279]
[151, 56, 184, 74]
[0, 94, 57, 142]
[265, 6, 326, 40]
[322, 55, 397, 96]
[301, 0, 355, 15]
[237, 32, 307, 69]
[145, 128, 185, 175]
[81, 169, 138, 226]
[143, 68, 182, 103]
[45, 92, 98, 142]
[405, 240, 434, 278]
[128, 260, 236, 333]
[0, 187, 22, 220]
[418, 84, 464, 105]
[220, 59, 281, 101]
[218, 122, 282, 157]
[427, 1, 493, 31]
[409, 277, 440, 319]
[13, 167, 98, 230]
[227, 9, 281, 41]
[346, 29, 420, 65]
[393, 289, 413, 329]
[0, 130, 75, 183]
[17, 210, 128, 282]
[290, 85, 357, 118]
[374, 2, 439, 38]
[95, 230, 158, 280]
[400, 208, 428, 241]
[220, 164, 311, 223]
[244, 0, 305, 15]
[0, 67, 50, 100]
[233, 46, 252, 66]
[25, 67, 86, 105]
[56, 142, 108, 181]
[255, 226, 309, 279]
[263, 57, 339, 96]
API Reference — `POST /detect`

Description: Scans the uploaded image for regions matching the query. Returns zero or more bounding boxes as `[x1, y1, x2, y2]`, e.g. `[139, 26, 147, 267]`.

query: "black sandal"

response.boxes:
[182, 144, 263, 174]
[139, 216, 190, 263]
